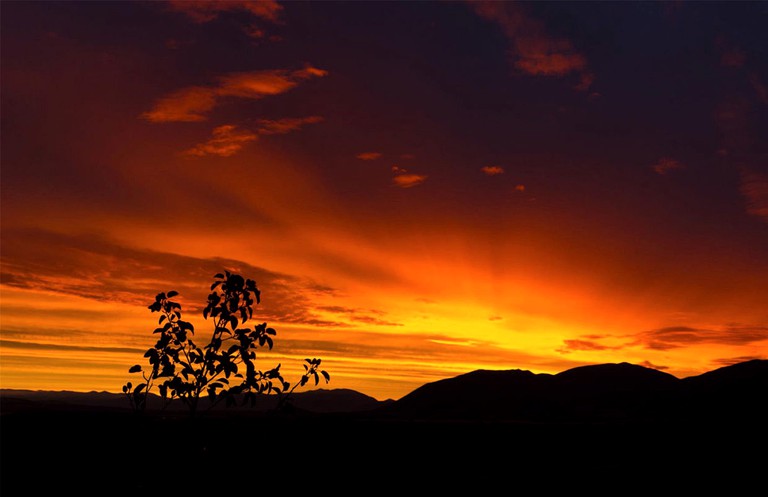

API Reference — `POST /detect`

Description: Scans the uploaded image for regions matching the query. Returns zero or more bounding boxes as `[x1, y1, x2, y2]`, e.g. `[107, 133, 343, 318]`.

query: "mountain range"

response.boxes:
[2, 359, 766, 492]
[3, 359, 766, 423]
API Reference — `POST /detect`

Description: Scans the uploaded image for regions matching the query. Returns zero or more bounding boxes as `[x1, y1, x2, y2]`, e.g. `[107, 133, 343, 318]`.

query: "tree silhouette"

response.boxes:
[122, 271, 329, 416]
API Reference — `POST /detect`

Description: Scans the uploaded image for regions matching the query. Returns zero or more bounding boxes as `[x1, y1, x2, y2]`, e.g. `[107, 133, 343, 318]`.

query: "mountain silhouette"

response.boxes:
[374, 359, 768, 423]
[2, 359, 766, 492]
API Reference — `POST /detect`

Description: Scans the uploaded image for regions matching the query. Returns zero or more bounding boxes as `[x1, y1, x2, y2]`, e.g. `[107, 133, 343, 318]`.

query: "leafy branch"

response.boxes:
[123, 271, 329, 416]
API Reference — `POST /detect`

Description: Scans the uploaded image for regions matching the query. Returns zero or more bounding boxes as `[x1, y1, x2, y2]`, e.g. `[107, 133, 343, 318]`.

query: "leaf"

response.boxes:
[128, 365, 142, 373]
[167, 291, 179, 298]
[321, 370, 330, 382]
[214, 273, 224, 279]
[134, 383, 146, 394]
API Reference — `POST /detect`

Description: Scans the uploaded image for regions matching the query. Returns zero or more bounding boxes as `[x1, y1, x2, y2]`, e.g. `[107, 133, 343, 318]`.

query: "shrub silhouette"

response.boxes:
[122, 271, 329, 415]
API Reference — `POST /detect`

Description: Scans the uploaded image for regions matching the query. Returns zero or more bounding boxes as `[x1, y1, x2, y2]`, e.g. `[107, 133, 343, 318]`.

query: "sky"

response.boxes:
[1, 0, 767, 401]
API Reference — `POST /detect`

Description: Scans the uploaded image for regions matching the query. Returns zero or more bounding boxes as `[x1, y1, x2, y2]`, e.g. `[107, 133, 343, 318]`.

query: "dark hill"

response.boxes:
[2, 360, 766, 492]
[375, 360, 768, 423]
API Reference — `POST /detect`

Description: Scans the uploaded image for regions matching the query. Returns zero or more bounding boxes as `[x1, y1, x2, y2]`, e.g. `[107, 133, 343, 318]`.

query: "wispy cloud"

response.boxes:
[184, 124, 258, 157]
[481, 166, 504, 176]
[255, 116, 323, 135]
[392, 166, 428, 188]
[514, 184, 526, 192]
[184, 116, 323, 157]
[140, 86, 218, 123]
[557, 338, 618, 353]
[651, 157, 685, 175]
[469, 1, 593, 90]
[0, 228, 349, 328]
[356, 152, 382, 161]
[636, 325, 768, 350]
[316, 305, 403, 327]
[739, 169, 768, 222]
[638, 360, 669, 371]
[141, 66, 327, 122]
[167, 0, 283, 24]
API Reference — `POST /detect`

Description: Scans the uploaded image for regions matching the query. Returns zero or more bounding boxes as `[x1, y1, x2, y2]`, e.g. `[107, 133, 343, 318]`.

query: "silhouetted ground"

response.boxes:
[1, 406, 765, 494]
[3, 360, 766, 493]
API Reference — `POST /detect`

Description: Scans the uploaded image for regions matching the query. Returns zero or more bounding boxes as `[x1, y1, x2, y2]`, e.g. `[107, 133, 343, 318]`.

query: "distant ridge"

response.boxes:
[0, 387, 391, 415]
[375, 359, 768, 423]
[2, 360, 766, 423]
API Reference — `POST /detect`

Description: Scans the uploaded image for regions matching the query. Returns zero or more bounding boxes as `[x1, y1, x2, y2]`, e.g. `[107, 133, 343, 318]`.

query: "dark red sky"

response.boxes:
[1, 1, 767, 400]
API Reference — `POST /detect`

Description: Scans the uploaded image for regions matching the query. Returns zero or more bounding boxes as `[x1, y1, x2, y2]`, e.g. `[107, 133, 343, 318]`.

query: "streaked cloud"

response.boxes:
[481, 165, 504, 176]
[255, 116, 324, 135]
[651, 157, 685, 175]
[739, 169, 768, 222]
[356, 152, 382, 161]
[711, 355, 766, 368]
[469, 1, 593, 90]
[316, 305, 403, 327]
[184, 116, 323, 157]
[142, 66, 327, 123]
[0, 228, 346, 328]
[557, 338, 617, 353]
[392, 166, 428, 188]
[140, 86, 218, 122]
[183, 124, 258, 157]
[0, 339, 143, 355]
[393, 174, 428, 188]
[636, 325, 768, 350]
[638, 360, 669, 371]
[166, 0, 283, 24]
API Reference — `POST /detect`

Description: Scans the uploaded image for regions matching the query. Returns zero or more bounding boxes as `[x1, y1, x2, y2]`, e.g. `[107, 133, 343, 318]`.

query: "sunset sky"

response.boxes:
[2, 0, 767, 401]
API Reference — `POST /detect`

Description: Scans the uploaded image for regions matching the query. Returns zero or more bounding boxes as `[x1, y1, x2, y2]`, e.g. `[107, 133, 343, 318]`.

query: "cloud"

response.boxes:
[739, 169, 768, 222]
[0, 228, 349, 328]
[557, 338, 617, 353]
[711, 355, 766, 368]
[481, 166, 504, 176]
[255, 116, 324, 135]
[356, 152, 382, 161]
[469, 1, 593, 90]
[141, 66, 327, 123]
[651, 157, 685, 175]
[184, 124, 258, 157]
[140, 86, 218, 123]
[0, 339, 142, 355]
[167, 0, 283, 24]
[636, 325, 768, 350]
[514, 184, 526, 192]
[488, 315, 503, 321]
[638, 360, 669, 371]
[392, 166, 428, 188]
[316, 305, 403, 327]
[184, 116, 323, 157]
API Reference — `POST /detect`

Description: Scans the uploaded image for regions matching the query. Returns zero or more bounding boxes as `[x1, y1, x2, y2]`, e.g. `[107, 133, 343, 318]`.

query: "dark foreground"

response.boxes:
[2, 407, 766, 494]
